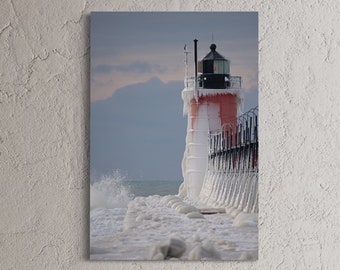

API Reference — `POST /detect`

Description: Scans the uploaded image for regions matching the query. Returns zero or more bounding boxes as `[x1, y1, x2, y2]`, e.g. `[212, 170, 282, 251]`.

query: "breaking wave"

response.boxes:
[90, 170, 134, 210]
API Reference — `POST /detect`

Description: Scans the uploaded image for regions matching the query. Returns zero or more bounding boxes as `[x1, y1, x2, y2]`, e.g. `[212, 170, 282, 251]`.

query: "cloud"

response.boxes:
[90, 38, 257, 102]
[91, 58, 182, 102]
[93, 61, 167, 75]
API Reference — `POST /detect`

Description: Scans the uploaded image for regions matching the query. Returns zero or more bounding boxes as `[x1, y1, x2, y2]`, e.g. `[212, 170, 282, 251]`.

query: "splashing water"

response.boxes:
[90, 170, 134, 210]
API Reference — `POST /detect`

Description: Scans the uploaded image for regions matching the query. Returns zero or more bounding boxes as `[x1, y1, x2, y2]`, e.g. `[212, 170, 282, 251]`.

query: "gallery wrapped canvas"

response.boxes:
[90, 12, 258, 260]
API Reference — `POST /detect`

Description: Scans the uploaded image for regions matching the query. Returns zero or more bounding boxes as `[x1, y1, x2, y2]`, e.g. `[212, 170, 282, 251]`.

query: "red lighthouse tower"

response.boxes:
[180, 40, 242, 200]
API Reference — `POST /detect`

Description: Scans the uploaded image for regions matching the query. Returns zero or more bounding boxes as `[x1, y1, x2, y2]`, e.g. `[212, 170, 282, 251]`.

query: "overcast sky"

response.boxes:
[90, 12, 258, 181]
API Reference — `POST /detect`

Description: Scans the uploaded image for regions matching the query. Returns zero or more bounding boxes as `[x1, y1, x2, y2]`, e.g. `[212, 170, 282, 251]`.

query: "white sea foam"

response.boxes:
[90, 170, 133, 210]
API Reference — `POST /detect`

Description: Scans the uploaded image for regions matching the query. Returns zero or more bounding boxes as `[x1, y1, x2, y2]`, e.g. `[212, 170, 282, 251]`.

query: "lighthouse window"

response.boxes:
[213, 60, 230, 74]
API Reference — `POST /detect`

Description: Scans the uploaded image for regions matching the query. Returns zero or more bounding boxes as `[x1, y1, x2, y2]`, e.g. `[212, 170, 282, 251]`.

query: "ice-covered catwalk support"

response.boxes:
[199, 107, 259, 214]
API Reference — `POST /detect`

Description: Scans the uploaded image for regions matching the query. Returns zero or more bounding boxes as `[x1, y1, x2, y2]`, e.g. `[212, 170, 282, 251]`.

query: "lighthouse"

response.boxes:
[180, 40, 242, 200]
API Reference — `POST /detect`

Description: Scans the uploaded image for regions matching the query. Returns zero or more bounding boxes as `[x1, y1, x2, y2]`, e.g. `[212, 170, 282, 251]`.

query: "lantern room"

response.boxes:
[198, 44, 231, 89]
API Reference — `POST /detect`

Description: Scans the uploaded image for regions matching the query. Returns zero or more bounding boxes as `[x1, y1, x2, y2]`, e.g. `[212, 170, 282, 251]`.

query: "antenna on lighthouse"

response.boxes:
[184, 44, 191, 88]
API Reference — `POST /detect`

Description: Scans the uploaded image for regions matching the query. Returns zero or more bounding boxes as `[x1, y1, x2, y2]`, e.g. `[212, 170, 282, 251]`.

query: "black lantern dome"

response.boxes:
[199, 44, 231, 89]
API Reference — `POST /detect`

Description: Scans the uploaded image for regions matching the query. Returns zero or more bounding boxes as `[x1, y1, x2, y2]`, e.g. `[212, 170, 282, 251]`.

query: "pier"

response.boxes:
[200, 107, 259, 214]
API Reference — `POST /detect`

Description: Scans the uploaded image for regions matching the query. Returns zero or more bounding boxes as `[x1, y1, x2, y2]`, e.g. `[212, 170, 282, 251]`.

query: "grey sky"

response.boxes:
[90, 12, 258, 181]
[91, 12, 258, 101]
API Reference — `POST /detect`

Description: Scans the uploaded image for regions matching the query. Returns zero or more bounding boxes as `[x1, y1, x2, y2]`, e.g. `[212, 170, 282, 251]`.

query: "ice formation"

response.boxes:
[181, 87, 241, 199]
[90, 177, 258, 260]
[181, 83, 258, 215]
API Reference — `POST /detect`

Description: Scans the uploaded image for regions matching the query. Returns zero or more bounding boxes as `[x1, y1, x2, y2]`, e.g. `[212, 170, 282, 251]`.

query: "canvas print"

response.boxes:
[90, 12, 258, 261]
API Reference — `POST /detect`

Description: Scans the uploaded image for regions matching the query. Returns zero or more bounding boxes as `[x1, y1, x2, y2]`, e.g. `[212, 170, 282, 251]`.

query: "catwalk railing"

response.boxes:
[209, 107, 258, 173]
[200, 107, 259, 213]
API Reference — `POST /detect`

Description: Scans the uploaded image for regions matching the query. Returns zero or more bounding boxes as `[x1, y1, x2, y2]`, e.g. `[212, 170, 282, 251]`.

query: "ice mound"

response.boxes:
[188, 241, 221, 260]
[162, 195, 181, 206]
[238, 251, 258, 260]
[162, 195, 200, 215]
[176, 205, 197, 214]
[186, 212, 204, 219]
[123, 198, 151, 231]
[149, 238, 186, 260]
[233, 212, 258, 227]
[136, 213, 152, 222]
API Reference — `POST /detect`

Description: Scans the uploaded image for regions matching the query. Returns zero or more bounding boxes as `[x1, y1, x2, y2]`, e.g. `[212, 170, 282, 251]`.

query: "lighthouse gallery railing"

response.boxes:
[185, 76, 242, 89]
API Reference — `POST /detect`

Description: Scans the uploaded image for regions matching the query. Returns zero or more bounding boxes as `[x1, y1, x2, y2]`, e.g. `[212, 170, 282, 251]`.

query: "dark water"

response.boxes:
[122, 180, 182, 197]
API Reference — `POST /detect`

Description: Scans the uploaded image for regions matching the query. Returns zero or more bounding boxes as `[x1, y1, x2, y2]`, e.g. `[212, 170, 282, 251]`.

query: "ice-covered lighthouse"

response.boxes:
[180, 40, 242, 200]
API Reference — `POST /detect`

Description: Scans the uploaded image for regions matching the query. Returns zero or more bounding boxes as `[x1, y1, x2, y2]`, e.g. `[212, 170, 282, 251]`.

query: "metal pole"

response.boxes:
[194, 39, 198, 97]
